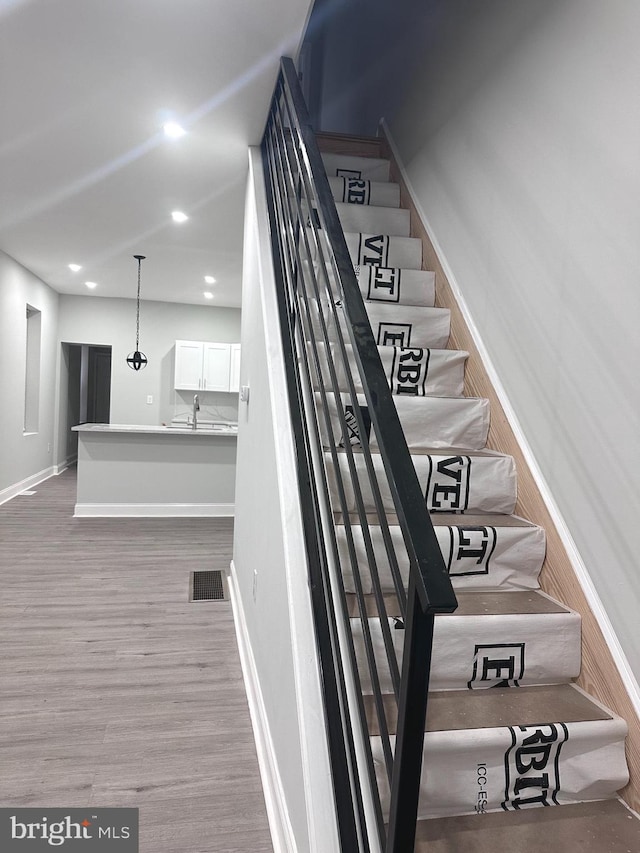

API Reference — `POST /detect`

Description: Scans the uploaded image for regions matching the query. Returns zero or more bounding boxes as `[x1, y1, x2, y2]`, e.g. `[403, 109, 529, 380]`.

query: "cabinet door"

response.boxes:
[229, 344, 241, 392]
[202, 343, 231, 391]
[175, 341, 204, 390]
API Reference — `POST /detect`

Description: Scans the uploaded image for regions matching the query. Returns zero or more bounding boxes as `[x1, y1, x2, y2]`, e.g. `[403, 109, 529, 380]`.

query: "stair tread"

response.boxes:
[365, 684, 613, 737]
[413, 799, 640, 852]
[335, 512, 540, 528]
[346, 590, 570, 619]
[321, 153, 391, 169]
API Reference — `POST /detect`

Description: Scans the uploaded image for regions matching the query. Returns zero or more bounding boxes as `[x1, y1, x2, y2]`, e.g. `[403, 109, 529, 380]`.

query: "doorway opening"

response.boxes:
[59, 343, 112, 467]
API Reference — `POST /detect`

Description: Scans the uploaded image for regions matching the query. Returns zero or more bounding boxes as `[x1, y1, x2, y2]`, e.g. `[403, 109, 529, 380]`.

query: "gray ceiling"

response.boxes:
[0, 0, 314, 308]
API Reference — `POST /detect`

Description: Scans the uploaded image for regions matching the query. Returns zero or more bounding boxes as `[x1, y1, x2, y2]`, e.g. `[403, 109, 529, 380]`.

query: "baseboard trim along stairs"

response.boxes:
[312, 133, 640, 841]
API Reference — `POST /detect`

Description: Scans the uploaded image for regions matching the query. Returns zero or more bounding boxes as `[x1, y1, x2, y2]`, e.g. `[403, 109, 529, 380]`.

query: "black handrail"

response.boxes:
[260, 56, 458, 853]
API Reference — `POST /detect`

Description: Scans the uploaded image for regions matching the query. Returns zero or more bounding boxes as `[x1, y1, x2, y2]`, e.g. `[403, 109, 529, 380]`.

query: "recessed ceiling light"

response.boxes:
[85, 281, 98, 290]
[171, 211, 188, 223]
[203, 292, 214, 300]
[163, 121, 187, 139]
[68, 263, 82, 272]
[204, 275, 216, 284]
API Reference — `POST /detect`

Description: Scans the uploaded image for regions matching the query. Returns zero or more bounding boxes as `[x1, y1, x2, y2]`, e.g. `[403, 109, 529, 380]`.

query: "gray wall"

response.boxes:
[0, 250, 59, 493]
[56, 295, 242, 455]
[234, 161, 309, 850]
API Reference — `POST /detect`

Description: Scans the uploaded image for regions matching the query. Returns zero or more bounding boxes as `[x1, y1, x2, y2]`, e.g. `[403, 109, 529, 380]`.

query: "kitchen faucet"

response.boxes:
[192, 394, 200, 430]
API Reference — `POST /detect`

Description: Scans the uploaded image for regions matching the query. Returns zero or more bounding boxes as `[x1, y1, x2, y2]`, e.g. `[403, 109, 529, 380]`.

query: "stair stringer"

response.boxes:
[362, 124, 640, 813]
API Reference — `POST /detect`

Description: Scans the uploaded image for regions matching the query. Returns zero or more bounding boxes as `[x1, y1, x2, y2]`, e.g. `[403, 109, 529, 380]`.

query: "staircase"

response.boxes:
[317, 144, 635, 842]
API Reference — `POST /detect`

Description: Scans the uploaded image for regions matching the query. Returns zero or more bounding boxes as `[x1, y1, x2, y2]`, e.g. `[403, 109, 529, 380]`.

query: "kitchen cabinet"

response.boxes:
[175, 340, 240, 392]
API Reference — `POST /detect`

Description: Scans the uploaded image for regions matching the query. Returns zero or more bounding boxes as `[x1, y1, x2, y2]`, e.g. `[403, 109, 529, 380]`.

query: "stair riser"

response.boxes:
[313, 344, 467, 397]
[371, 718, 628, 819]
[326, 453, 517, 515]
[318, 393, 489, 451]
[308, 263, 435, 307]
[352, 611, 581, 693]
[328, 176, 400, 208]
[336, 202, 410, 238]
[345, 232, 423, 270]
[322, 153, 391, 183]
[337, 524, 545, 593]
[356, 265, 435, 308]
[324, 301, 451, 350]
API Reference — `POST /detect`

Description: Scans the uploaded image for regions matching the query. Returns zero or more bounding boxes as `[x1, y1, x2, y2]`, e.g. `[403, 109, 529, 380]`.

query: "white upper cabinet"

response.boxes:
[174, 340, 240, 392]
[174, 340, 204, 390]
[202, 343, 231, 391]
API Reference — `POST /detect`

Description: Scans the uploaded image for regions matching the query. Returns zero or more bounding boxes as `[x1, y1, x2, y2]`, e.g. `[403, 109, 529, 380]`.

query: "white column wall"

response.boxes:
[388, 0, 640, 676]
[231, 149, 339, 852]
[0, 250, 59, 495]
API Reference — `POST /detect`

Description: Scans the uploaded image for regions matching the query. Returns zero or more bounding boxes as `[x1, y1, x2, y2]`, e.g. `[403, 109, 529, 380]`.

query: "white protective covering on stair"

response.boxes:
[335, 202, 410, 238]
[355, 265, 436, 307]
[321, 152, 391, 183]
[318, 392, 489, 451]
[328, 176, 400, 208]
[352, 599, 582, 693]
[344, 231, 423, 270]
[372, 716, 629, 819]
[333, 344, 469, 397]
[326, 300, 451, 349]
[336, 521, 546, 593]
[326, 451, 518, 515]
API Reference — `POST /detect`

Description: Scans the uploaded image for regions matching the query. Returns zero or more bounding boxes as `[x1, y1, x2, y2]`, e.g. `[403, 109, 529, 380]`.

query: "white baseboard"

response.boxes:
[228, 560, 296, 853]
[381, 118, 640, 719]
[0, 466, 55, 506]
[54, 454, 77, 475]
[73, 502, 235, 518]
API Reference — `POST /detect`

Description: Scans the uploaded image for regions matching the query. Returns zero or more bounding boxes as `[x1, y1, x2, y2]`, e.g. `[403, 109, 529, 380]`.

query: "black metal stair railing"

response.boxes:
[260, 56, 458, 853]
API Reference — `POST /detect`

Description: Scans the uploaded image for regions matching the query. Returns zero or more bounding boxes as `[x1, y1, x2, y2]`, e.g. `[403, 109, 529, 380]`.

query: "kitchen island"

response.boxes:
[72, 423, 237, 517]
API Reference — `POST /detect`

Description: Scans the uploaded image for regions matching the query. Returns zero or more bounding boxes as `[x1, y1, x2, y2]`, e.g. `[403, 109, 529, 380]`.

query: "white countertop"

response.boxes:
[73, 423, 238, 437]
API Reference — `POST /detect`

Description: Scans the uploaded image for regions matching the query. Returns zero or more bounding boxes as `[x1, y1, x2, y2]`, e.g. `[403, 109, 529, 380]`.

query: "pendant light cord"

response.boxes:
[134, 254, 145, 350]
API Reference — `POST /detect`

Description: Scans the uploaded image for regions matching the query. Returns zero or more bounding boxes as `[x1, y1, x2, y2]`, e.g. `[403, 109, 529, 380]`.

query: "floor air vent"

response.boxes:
[190, 570, 228, 602]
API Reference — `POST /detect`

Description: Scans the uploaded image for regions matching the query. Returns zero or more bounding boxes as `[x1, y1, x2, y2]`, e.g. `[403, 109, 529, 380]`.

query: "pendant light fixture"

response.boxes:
[126, 254, 148, 371]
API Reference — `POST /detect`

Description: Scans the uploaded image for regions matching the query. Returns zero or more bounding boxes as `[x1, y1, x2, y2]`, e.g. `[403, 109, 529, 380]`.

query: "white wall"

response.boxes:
[0, 250, 59, 494]
[56, 295, 241, 451]
[385, 0, 640, 676]
[232, 150, 339, 851]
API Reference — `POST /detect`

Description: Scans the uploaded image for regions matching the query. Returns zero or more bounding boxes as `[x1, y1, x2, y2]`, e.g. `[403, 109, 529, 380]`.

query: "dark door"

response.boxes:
[87, 346, 112, 423]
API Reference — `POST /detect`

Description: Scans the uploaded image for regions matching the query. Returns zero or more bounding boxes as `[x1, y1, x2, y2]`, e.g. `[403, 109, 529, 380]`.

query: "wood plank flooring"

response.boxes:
[0, 468, 273, 853]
